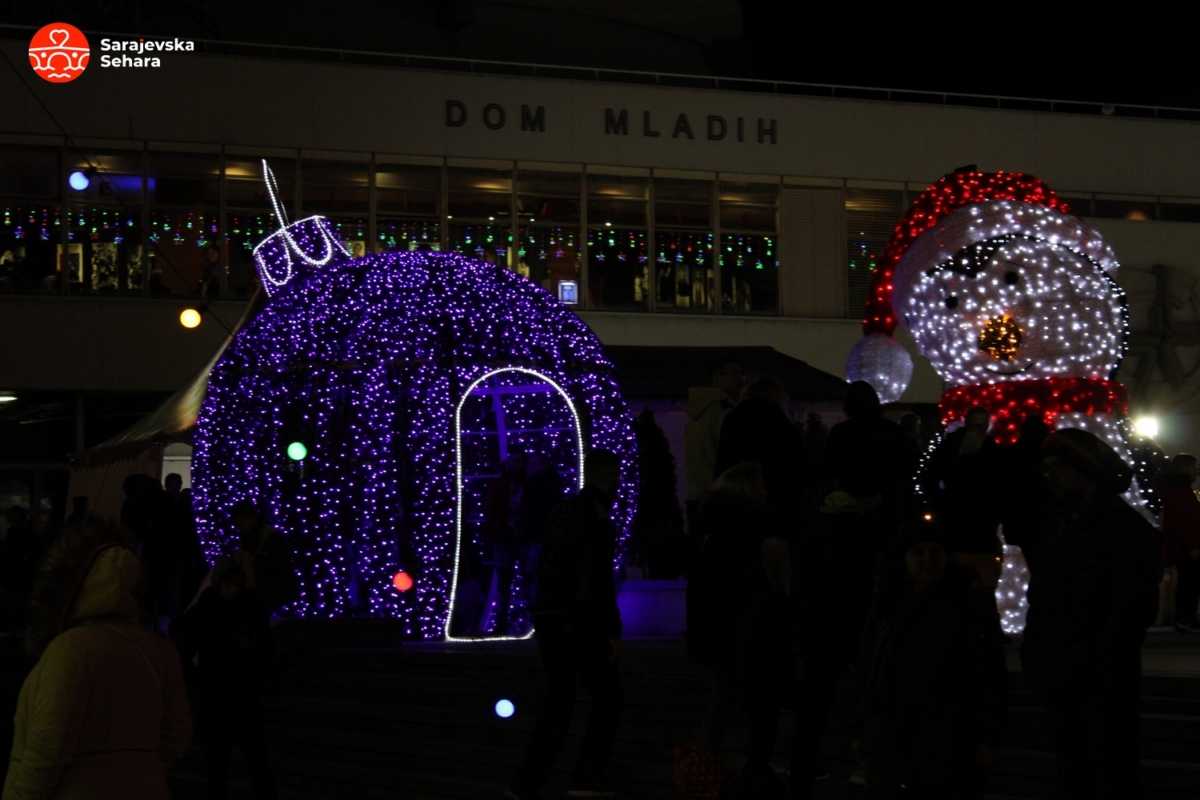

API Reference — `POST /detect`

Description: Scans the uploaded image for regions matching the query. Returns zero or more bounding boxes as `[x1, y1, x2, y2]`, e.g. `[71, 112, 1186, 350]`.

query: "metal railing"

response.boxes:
[3, 24, 1200, 122]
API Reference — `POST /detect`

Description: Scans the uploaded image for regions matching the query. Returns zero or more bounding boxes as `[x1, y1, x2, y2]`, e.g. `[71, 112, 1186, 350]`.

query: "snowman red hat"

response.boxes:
[847, 167, 1132, 447]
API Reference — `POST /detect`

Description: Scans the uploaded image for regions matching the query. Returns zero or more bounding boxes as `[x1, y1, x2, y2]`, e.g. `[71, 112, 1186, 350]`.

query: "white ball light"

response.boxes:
[845, 333, 913, 403]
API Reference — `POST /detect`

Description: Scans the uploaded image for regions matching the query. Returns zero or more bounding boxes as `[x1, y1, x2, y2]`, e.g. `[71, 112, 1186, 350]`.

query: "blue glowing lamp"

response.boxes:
[68, 170, 90, 191]
[494, 699, 515, 719]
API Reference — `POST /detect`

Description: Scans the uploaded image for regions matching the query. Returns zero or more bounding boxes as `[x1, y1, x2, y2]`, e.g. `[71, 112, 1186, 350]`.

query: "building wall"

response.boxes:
[3, 43, 1200, 454]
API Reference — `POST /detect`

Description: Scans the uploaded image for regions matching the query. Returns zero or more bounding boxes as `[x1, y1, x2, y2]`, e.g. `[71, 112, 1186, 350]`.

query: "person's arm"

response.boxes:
[2, 639, 88, 800]
[157, 641, 193, 764]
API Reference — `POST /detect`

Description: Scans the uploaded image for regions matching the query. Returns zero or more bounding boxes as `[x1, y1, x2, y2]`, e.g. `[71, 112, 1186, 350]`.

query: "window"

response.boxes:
[517, 170, 580, 296]
[303, 159, 369, 257]
[65, 150, 145, 294]
[148, 151, 221, 298]
[448, 166, 512, 265]
[588, 173, 648, 309]
[1093, 195, 1155, 221]
[0, 147, 60, 294]
[845, 188, 902, 318]
[1160, 199, 1200, 223]
[654, 177, 713, 312]
[720, 180, 777, 314]
[377, 163, 441, 252]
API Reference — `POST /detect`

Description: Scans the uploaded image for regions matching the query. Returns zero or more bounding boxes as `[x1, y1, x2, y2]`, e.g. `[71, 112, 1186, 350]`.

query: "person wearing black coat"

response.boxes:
[859, 521, 1007, 799]
[1019, 429, 1162, 800]
[509, 450, 624, 800]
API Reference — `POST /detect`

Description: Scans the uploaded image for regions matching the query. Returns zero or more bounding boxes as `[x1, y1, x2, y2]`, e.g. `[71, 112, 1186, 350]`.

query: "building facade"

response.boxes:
[2, 37, 1200, 476]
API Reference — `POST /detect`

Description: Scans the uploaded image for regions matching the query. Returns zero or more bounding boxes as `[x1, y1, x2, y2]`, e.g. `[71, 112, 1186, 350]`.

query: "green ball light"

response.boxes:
[287, 441, 308, 461]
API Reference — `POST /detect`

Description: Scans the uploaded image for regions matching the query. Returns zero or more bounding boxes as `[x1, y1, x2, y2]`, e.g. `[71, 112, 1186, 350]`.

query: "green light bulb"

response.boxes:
[287, 441, 308, 461]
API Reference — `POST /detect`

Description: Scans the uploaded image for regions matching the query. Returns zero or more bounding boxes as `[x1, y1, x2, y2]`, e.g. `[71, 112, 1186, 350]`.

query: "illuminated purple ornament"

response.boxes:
[191, 162, 638, 640]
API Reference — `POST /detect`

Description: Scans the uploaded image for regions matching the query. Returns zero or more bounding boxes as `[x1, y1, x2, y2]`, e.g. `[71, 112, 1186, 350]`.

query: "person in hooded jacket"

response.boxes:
[3, 518, 192, 800]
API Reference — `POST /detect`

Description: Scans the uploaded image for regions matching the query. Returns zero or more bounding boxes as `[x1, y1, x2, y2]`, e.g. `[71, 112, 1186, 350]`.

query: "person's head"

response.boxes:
[965, 407, 991, 433]
[899, 413, 921, 438]
[713, 461, 767, 505]
[843, 381, 881, 420]
[746, 377, 787, 410]
[905, 536, 948, 592]
[231, 500, 262, 540]
[164, 473, 183, 495]
[1039, 428, 1132, 509]
[714, 362, 745, 401]
[26, 516, 141, 657]
[1169, 453, 1198, 484]
[583, 450, 621, 501]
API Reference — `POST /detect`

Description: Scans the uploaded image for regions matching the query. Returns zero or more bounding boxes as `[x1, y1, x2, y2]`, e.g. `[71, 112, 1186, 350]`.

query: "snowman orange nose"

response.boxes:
[979, 314, 1023, 362]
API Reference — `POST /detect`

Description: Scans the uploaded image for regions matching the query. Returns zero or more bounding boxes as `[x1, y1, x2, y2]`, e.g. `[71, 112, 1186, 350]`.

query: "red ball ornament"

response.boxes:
[392, 570, 414, 593]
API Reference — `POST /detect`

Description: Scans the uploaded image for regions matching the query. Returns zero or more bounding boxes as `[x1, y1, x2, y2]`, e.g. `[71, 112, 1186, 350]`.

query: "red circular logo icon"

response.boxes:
[28, 23, 90, 84]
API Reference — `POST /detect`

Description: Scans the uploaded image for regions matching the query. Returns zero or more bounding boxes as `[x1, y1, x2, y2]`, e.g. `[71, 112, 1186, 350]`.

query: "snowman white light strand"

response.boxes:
[848, 168, 1141, 635]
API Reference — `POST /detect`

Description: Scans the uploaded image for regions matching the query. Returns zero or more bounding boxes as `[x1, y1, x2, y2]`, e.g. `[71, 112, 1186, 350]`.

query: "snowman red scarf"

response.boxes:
[940, 376, 1129, 445]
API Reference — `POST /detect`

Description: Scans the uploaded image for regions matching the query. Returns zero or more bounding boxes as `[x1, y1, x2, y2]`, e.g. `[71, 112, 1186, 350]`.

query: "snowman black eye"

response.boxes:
[945, 296, 959, 310]
[1004, 270, 1021, 285]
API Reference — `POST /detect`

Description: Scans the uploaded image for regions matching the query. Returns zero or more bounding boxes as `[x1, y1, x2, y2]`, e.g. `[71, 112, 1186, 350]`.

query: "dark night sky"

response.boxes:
[1, 0, 1194, 109]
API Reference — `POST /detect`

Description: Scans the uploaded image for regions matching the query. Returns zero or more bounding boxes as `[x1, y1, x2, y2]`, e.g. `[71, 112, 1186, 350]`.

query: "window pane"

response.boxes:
[655, 229, 714, 311]
[656, 200, 708, 228]
[66, 151, 143, 205]
[518, 170, 579, 225]
[378, 217, 441, 251]
[226, 211, 273, 295]
[1061, 196, 1093, 217]
[587, 226, 647, 309]
[1160, 200, 1200, 223]
[227, 158, 294, 211]
[720, 203, 774, 231]
[64, 206, 145, 293]
[589, 175, 647, 229]
[148, 209, 221, 297]
[148, 152, 219, 207]
[302, 160, 369, 214]
[326, 215, 368, 259]
[720, 233, 777, 314]
[0, 204, 60, 292]
[0, 148, 58, 198]
[1093, 196, 1155, 221]
[846, 189, 902, 318]
[518, 224, 580, 299]
[450, 222, 510, 264]
[377, 164, 440, 216]
[448, 167, 511, 223]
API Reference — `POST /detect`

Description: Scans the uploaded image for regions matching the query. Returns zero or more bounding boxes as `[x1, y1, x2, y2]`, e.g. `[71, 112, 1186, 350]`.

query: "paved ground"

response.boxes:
[4, 628, 1200, 799]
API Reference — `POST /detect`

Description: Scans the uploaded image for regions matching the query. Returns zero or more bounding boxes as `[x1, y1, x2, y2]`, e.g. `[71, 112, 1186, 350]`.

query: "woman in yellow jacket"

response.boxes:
[3, 520, 192, 799]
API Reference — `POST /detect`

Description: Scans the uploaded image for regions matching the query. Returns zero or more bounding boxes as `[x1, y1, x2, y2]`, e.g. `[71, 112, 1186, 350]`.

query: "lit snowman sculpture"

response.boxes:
[846, 168, 1140, 634]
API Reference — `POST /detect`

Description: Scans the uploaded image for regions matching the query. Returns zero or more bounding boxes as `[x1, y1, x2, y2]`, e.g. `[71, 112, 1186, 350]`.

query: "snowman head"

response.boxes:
[847, 170, 1128, 399]
[896, 201, 1127, 387]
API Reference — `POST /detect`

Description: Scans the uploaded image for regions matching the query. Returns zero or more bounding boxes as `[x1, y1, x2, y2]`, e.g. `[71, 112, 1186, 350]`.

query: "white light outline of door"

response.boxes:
[444, 366, 585, 642]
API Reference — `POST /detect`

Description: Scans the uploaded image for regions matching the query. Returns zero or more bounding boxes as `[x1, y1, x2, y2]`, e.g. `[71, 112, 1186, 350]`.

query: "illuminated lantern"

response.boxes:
[852, 168, 1143, 633]
[192, 162, 637, 641]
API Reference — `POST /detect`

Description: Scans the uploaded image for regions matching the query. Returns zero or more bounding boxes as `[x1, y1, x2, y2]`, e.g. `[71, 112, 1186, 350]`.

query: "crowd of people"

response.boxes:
[0, 476, 295, 800]
[1, 368, 1197, 799]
